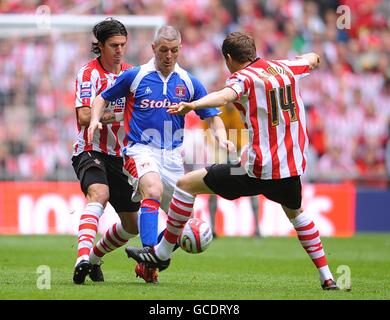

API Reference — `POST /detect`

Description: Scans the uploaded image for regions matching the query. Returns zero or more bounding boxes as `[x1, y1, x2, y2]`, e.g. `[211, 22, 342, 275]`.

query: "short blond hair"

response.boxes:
[153, 25, 181, 45]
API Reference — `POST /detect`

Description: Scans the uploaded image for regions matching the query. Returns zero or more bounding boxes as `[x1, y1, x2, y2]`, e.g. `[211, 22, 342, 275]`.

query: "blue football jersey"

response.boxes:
[101, 58, 220, 149]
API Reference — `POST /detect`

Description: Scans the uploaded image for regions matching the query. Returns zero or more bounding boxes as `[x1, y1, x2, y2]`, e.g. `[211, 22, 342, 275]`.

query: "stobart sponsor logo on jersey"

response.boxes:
[140, 98, 178, 109]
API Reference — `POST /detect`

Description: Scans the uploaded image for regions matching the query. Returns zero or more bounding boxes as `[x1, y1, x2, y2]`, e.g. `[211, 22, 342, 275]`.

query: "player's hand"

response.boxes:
[295, 53, 320, 69]
[219, 140, 239, 164]
[219, 139, 236, 153]
[87, 120, 102, 144]
[167, 102, 195, 115]
[99, 111, 124, 124]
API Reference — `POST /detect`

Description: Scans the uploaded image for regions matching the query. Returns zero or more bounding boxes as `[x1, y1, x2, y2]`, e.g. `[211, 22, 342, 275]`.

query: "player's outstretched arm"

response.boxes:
[87, 94, 107, 144]
[296, 52, 320, 70]
[167, 87, 238, 115]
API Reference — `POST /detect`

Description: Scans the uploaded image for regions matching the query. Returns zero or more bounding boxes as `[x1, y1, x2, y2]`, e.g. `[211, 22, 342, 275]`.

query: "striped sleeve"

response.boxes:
[225, 73, 249, 99]
[75, 66, 98, 108]
[276, 58, 310, 79]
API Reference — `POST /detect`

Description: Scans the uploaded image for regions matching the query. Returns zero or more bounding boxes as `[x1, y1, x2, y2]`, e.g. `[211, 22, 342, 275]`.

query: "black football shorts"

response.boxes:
[72, 151, 140, 212]
[203, 163, 302, 210]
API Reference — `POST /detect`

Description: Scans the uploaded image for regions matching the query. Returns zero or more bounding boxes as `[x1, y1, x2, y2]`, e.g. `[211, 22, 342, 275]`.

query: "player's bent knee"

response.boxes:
[120, 216, 139, 235]
[125, 224, 139, 235]
[87, 184, 110, 205]
[282, 205, 303, 220]
[142, 186, 163, 201]
[176, 168, 210, 195]
[176, 176, 193, 194]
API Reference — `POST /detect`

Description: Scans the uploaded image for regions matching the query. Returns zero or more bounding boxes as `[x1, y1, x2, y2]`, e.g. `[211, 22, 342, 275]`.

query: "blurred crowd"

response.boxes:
[1, 0, 390, 186]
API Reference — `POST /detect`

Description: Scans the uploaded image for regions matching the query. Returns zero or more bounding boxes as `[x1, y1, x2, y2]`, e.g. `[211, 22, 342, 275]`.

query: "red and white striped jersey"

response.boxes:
[226, 58, 310, 179]
[73, 58, 133, 157]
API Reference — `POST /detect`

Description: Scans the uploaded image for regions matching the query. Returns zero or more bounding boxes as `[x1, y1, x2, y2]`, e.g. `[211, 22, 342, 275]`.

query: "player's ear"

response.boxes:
[224, 54, 234, 72]
[226, 54, 234, 64]
[98, 41, 104, 52]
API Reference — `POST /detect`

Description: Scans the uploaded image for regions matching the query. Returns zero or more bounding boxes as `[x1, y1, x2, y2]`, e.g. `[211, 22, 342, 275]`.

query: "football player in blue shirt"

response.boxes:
[88, 25, 231, 283]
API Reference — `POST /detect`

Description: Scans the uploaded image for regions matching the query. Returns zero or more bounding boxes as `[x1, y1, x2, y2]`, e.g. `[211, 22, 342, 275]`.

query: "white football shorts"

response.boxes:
[122, 143, 184, 213]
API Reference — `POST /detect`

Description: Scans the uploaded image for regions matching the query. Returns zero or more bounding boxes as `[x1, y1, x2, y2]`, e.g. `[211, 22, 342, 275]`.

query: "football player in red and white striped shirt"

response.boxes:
[126, 32, 338, 290]
[71, 19, 140, 285]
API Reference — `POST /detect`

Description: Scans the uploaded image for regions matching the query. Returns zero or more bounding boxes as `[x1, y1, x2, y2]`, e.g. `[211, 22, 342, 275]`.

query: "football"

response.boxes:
[178, 218, 213, 254]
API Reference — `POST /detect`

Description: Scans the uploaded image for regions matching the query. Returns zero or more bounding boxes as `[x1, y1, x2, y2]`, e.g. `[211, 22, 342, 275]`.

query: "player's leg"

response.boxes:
[88, 211, 139, 282]
[79, 182, 108, 262]
[132, 177, 163, 284]
[74, 182, 107, 284]
[154, 168, 212, 259]
[208, 195, 218, 238]
[123, 146, 164, 249]
[71, 152, 109, 284]
[126, 168, 213, 269]
[126, 163, 247, 269]
[149, 156, 198, 258]
[90, 156, 140, 267]
[283, 205, 338, 290]
[132, 148, 186, 282]
[90, 212, 139, 261]
[137, 172, 163, 246]
[268, 176, 339, 290]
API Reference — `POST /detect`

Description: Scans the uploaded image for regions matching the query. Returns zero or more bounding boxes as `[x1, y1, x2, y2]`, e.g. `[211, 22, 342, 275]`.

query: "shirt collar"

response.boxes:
[146, 57, 181, 75]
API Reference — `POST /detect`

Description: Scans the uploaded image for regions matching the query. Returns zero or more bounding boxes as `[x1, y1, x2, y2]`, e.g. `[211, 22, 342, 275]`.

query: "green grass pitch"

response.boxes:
[0, 234, 389, 300]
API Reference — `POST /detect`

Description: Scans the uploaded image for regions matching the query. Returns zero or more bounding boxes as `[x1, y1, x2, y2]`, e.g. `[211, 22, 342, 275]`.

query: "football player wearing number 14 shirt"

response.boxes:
[127, 31, 339, 290]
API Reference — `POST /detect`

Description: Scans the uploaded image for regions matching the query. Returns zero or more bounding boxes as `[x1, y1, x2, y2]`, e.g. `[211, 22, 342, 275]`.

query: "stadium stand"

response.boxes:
[0, 0, 389, 187]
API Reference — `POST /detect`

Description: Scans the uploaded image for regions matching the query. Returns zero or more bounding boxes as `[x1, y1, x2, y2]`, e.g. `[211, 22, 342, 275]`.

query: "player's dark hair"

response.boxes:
[91, 18, 127, 55]
[222, 32, 257, 63]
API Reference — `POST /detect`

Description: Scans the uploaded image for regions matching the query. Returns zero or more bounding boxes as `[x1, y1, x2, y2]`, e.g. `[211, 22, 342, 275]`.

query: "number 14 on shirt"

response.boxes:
[268, 84, 298, 127]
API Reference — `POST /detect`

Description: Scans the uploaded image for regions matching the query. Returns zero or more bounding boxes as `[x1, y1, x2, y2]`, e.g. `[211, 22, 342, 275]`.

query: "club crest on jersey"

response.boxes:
[175, 84, 186, 98]
[140, 161, 150, 169]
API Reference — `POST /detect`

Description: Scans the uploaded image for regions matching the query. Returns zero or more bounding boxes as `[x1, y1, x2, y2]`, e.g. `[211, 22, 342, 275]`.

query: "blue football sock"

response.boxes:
[140, 198, 160, 247]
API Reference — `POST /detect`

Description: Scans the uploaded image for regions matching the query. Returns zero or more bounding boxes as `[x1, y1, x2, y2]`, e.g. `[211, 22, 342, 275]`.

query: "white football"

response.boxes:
[178, 218, 213, 254]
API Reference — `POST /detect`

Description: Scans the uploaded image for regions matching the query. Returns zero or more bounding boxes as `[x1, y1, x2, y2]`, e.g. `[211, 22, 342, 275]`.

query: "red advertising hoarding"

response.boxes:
[0, 182, 355, 236]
